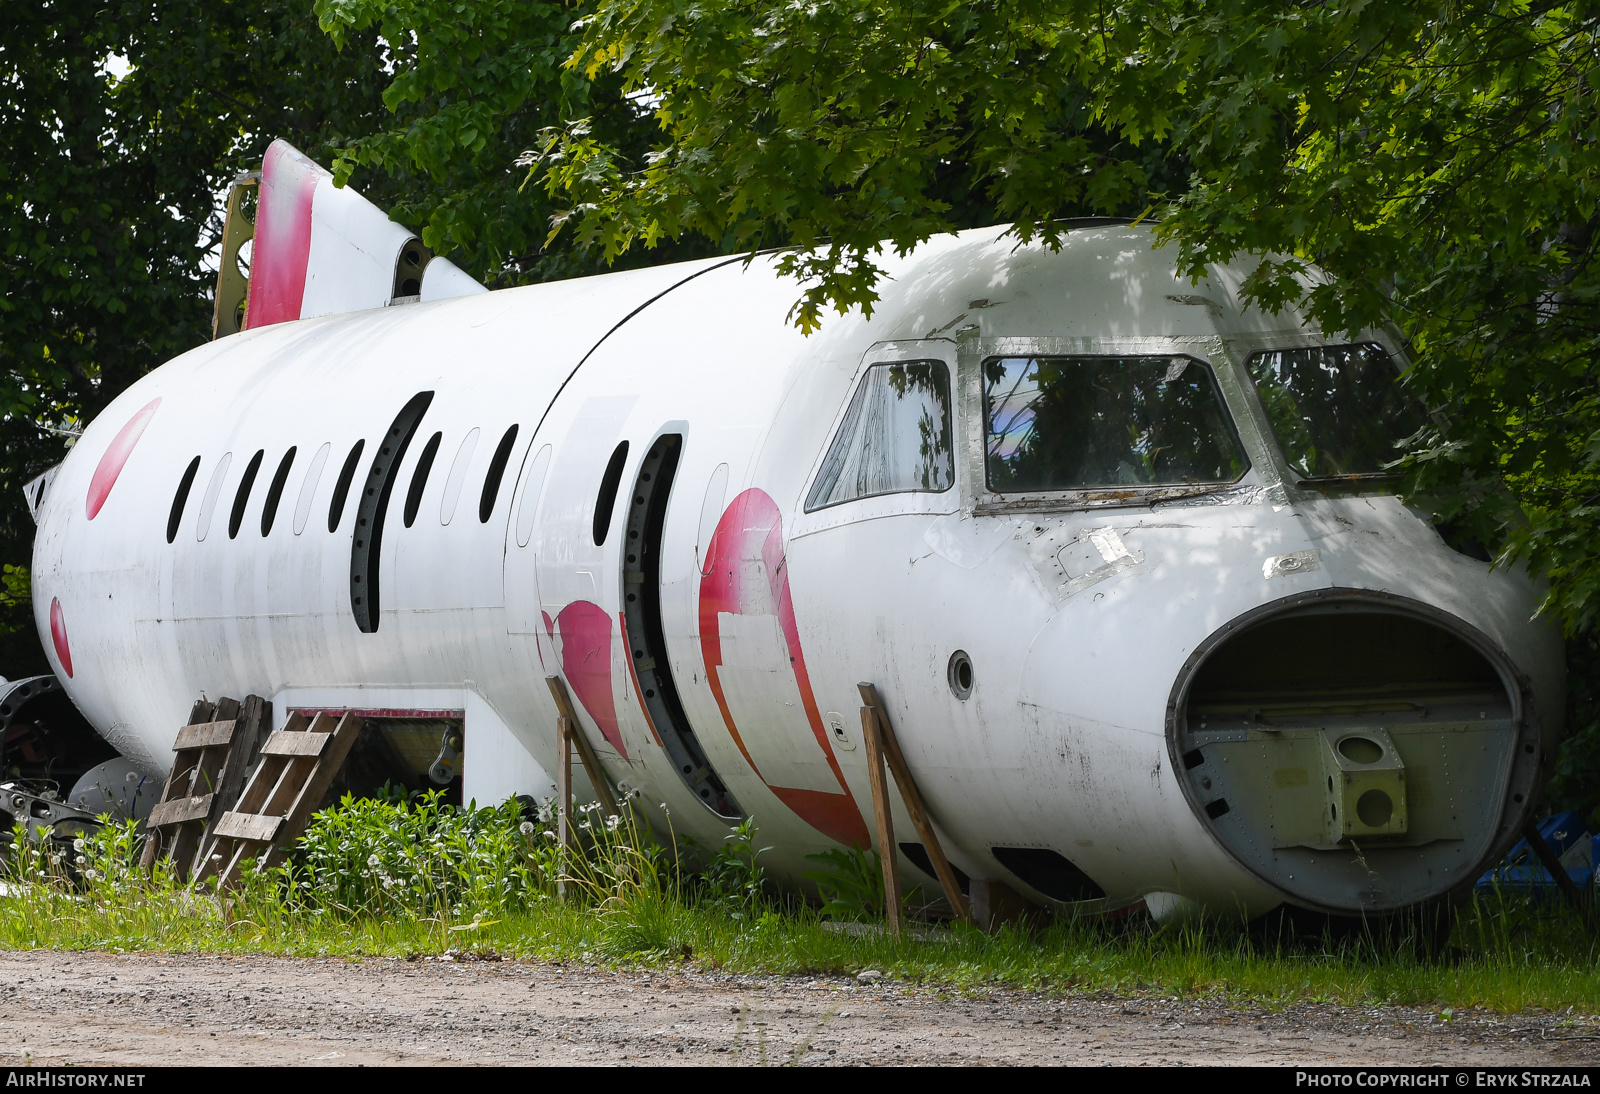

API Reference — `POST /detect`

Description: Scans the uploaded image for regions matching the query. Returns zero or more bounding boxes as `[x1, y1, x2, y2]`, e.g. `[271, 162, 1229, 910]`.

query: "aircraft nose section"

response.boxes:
[1170, 591, 1544, 914]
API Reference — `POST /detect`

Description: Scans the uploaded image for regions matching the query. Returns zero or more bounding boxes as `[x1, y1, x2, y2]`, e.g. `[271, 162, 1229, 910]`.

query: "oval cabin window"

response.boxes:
[328, 439, 366, 533]
[478, 424, 519, 523]
[166, 456, 201, 544]
[228, 449, 265, 540]
[260, 447, 297, 536]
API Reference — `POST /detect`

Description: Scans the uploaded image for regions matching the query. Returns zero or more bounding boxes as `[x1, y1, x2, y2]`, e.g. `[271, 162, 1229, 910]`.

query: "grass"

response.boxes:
[2, 793, 1597, 1016]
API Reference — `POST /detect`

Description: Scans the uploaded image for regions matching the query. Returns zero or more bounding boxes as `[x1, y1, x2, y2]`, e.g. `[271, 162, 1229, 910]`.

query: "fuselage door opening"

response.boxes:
[623, 433, 742, 819]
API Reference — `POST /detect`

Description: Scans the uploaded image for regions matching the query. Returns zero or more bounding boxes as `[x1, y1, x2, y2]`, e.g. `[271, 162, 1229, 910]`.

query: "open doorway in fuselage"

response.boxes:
[289, 709, 465, 809]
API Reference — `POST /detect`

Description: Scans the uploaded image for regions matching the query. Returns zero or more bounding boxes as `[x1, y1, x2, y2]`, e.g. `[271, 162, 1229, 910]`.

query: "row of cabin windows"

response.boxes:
[165, 424, 521, 544]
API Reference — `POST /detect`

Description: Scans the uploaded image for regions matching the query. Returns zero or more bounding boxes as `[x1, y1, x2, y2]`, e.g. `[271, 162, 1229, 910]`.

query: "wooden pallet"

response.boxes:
[199, 710, 364, 888]
[139, 695, 269, 880]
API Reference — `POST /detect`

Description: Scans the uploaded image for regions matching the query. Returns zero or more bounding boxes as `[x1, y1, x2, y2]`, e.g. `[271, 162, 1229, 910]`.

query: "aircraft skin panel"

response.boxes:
[32, 223, 1565, 917]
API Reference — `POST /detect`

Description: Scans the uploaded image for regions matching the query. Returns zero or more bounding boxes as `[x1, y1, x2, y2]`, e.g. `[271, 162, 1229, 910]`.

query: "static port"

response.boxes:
[948, 650, 974, 700]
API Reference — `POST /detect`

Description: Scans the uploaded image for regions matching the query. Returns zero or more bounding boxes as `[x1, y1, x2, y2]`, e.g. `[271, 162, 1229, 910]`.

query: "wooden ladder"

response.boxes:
[140, 695, 269, 880]
[198, 710, 364, 888]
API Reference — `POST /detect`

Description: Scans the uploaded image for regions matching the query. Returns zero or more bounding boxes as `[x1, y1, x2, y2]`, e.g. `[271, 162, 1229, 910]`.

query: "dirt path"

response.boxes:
[0, 950, 1593, 1066]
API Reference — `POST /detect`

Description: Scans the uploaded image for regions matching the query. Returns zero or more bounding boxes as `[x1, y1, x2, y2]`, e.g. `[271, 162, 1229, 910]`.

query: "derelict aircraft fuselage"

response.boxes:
[26, 142, 1563, 919]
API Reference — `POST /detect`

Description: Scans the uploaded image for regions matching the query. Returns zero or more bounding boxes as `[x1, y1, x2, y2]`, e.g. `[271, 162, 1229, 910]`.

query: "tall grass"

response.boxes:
[2, 793, 1597, 1015]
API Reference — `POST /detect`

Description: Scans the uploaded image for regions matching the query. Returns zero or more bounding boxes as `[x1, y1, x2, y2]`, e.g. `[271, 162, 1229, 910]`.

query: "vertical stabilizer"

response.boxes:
[214, 139, 487, 339]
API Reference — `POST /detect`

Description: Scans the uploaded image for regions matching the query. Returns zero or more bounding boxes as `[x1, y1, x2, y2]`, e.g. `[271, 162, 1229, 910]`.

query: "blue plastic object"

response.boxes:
[1476, 810, 1595, 895]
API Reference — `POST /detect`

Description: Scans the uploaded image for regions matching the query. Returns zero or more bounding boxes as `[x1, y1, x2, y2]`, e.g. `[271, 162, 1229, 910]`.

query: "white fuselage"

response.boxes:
[32, 226, 1563, 917]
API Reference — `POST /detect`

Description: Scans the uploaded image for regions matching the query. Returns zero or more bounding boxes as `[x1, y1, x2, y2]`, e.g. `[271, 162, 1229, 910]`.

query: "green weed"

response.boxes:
[2, 798, 1598, 1015]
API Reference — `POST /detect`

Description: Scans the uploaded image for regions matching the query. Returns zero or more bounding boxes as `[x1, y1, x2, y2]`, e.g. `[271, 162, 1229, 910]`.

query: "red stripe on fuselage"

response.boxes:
[699, 488, 869, 848]
[85, 397, 160, 520]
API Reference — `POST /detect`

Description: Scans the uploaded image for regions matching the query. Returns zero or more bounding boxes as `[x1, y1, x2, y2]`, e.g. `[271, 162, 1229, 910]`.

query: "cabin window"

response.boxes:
[228, 449, 265, 539]
[805, 360, 953, 511]
[328, 439, 365, 533]
[167, 456, 201, 544]
[405, 431, 443, 528]
[592, 441, 629, 546]
[260, 447, 297, 536]
[478, 424, 519, 523]
[292, 442, 331, 535]
[439, 428, 480, 526]
[1248, 343, 1428, 479]
[196, 452, 232, 541]
[984, 356, 1247, 492]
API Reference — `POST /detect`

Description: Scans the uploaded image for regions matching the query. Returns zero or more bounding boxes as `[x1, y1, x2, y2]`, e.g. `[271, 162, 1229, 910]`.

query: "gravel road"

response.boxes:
[0, 950, 1593, 1066]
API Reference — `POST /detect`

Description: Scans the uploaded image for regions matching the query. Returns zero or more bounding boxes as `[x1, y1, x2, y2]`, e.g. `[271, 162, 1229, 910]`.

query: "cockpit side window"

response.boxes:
[984, 356, 1248, 492]
[805, 360, 954, 511]
[1248, 343, 1428, 479]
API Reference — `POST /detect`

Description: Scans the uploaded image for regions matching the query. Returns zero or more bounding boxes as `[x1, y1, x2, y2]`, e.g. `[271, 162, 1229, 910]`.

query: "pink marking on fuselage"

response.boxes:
[554, 600, 628, 759]
[699, 488, 868, 848]
[243, 140, 326, 329]
[85, 397, 160, 519]
[49, 598, 72, 678]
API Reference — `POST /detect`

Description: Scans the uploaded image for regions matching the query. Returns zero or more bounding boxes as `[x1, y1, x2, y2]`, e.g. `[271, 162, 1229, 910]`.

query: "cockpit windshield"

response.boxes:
[1248, 344, 1428, 479]
[984, 356, 1249, 492]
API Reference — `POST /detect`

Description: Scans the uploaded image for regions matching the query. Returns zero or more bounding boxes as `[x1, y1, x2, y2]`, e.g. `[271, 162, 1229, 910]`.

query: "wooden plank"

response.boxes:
[190, 695, 272, 880]
[556, 714, 572, 901]
[166, 696, 239, 877]
[260, 730, 332, 757]
[258, 713, 364, 863]
[212, 812, 282, 842]
[140, 699, 215, 871]
[147, 794, 214, 828]
[858, 682, 974, 925]
[210, 712, 361, 889]
[860, 705, 903, 937]
[193, 711, 307, 886]
[172, 721, 235, 750]
[544, 676, 620, 817]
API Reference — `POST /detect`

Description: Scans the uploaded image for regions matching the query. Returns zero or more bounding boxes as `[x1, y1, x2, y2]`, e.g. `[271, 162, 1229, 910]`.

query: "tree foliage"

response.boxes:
[510, 0, 1600, 639]
[0, 0, 400, 669]
[313, 0, 718, 283]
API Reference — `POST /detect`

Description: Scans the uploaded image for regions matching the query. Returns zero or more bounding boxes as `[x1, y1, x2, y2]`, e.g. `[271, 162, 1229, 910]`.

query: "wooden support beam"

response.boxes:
[858, 682, 974, 925]
[554, 707, 573, 902]
[545, 676, 620, 818]
[1520, 818, 1597, 930]
[860, 706, 904, 937]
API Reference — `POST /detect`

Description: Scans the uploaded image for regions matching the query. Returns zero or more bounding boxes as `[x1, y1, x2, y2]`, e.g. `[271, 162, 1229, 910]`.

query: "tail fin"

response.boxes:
[213, 139, 485, 339]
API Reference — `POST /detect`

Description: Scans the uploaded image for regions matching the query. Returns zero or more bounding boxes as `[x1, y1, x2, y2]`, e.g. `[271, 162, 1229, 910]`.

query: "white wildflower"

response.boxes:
[519, 821, 535, 836]
[367, 854, 380, 867]
[71, 838, 85, 852]
[604, 814, 622, 832]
